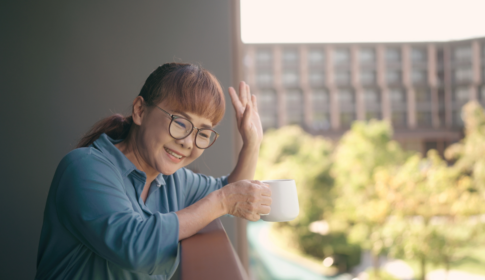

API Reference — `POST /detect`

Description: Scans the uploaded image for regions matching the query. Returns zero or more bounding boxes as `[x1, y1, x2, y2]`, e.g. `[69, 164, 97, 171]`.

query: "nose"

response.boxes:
[175, 131, 196, 149]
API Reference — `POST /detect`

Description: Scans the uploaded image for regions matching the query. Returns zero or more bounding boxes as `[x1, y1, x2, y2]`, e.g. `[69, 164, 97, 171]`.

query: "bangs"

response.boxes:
[157, 65, 225, 126]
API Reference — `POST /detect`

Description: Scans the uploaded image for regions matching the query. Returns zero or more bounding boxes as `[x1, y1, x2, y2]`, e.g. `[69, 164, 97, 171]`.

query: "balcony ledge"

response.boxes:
[181, 218, 249, 280]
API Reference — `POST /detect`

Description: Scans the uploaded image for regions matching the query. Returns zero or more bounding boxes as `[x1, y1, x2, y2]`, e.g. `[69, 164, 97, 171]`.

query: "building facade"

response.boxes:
[243, 37, 485, 155]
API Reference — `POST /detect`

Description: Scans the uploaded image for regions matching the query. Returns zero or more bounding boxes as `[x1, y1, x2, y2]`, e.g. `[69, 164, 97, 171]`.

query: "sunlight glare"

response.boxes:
[241, 0, 485, 43]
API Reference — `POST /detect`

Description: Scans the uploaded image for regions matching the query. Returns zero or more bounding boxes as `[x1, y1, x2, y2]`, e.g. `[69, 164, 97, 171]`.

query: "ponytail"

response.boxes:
[76, 114, 133, 148]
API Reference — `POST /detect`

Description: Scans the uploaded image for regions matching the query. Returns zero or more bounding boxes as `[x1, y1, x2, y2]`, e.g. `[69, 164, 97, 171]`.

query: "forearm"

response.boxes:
[176, 190, 227, 240]
[228, 144, 260, 183]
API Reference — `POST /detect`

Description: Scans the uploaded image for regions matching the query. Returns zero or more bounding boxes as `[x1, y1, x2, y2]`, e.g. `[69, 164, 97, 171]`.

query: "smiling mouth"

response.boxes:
[164, 147, 184, 159]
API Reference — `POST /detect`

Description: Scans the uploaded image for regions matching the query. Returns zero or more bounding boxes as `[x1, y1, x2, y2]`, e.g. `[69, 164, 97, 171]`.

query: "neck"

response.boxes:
[115, 132, 159, 184]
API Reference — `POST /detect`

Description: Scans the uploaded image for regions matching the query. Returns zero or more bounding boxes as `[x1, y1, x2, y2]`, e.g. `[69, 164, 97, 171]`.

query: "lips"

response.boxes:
[164, 147, 185, 161]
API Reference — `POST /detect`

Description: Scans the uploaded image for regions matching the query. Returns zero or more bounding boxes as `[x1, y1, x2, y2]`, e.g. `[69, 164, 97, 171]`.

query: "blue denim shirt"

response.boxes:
[36, 133, 228, 280]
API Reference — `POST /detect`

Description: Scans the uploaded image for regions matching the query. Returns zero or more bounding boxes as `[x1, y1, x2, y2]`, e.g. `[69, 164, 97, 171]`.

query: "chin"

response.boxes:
[158, 162, 187, 176]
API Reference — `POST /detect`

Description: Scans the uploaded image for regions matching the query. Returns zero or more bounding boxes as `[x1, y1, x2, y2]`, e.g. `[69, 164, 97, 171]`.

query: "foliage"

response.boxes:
[255, 126, 361, 269]
[255, 102, 485, 279]
[446, 101, 485, 194]
[330, 120, 408, 272]
[377, 150, 484, 280]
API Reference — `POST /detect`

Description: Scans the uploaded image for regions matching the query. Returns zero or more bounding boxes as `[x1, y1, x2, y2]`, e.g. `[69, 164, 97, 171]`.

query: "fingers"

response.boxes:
[239, 81, 247, 107]
[260, 196, 272, 206]
[224, 180, 272, 221]
[241, 103, 252, 130]
[245, 83, 251, 106]
[258, 205, 271, 215]
[229, 87, 243, 117]
[251, 180, 271, 197]
[251, 94, 258, 113]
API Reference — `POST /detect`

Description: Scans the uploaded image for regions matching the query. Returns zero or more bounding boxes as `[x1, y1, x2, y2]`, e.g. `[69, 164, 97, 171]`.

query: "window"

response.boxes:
[386, 47, 401, 63]
[454, 67, 473, 83]
[364, 89, 380, 104]
[386, 70, 401, 84]
[282, 70, 299, 86]
[438, 89, 446, 126]
[334, 48, 350, 65]
[364, 89, 381, 120]
[415, 88, 432, 127]
[360, 70, 376, 85]
[415, 88, 431, 103]
[312, 89, 330, 130]
[392, 112, 407, 127]
[338, 88, 355, 127]
[256, 71, 273, 87]
[389, 88, 406, 104]
[454, 45, 472, 61]
[412, 70, 427, 84]
[286, 89, 304, 125]
[335, 71, 350, 85]
[309, 71, 325, 86]
[308, 49, 325, 65]
[453, 87, 470, 104]
[417, 112, 432, 127]
[337, 89, 354, 105]
[389, 88, 407, 127]
[452, 110, 464, 127]
[359, 48, 375, 64]
[256, 49, 272, 65]
[257, 89, 278, 129]
[282, 49, 298, 66]
[411, 47, 427, 62]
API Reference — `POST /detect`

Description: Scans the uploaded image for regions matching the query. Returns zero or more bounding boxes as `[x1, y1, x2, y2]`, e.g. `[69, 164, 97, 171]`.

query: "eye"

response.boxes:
[199, 132, 210, 139]
[174, 120, 187, 129]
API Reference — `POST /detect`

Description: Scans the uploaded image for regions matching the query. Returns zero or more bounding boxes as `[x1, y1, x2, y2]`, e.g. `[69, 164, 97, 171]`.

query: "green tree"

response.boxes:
[330, 120, 408, 277]
[378, 150, 481, 280]
[446, 101, 485, 195]
[256, 126, 360, 269]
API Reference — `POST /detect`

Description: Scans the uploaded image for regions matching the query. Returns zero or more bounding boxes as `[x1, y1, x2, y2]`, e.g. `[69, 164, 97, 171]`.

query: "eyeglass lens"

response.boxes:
[170, 118, 217, 148]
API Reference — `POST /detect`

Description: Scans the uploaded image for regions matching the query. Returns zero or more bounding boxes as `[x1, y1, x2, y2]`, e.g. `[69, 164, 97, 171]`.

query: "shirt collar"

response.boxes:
[92, 133, 167, 186]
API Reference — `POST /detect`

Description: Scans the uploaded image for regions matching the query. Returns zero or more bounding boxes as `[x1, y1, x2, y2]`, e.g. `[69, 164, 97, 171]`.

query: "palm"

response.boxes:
[229, 82, 263, 147]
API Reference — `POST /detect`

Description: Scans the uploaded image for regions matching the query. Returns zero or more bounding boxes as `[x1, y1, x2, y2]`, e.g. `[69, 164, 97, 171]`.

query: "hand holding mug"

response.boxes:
[221, 180, 272, 221]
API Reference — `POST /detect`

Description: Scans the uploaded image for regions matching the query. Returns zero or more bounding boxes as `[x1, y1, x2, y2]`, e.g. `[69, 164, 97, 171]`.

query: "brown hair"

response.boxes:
[77, 63, 225, 148]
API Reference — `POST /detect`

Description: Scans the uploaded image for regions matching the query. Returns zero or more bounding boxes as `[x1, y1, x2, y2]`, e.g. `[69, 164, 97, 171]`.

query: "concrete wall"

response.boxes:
[0, 1, 237, 278]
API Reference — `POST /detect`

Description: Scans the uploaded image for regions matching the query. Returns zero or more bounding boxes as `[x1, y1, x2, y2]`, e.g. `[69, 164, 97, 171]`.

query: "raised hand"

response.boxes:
[229, 81, 263, 149]
[221, 180, 272, 221]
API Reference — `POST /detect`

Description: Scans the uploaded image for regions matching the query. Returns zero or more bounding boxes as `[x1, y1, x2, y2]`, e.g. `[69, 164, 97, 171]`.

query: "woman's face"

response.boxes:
[135, 99, 213, 176]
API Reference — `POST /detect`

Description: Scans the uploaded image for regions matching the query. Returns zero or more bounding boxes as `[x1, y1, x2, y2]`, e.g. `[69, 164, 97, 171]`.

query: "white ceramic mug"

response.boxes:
[260, 179, 299, 222]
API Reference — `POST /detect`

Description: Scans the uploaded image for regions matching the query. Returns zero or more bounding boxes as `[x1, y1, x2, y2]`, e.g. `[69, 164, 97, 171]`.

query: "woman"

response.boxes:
[35, 63, 271, 280]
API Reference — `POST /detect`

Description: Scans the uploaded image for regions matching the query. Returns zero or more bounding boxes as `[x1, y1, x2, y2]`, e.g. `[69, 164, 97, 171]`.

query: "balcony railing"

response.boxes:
[181, 218, 249, 280]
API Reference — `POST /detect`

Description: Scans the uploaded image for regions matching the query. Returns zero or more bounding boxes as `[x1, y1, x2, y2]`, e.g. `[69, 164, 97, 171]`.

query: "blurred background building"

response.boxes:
[243, 37, 485, 155]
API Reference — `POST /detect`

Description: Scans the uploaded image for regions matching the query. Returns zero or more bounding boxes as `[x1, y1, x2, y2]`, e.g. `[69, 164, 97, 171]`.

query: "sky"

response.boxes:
[240, 0, 485, 43]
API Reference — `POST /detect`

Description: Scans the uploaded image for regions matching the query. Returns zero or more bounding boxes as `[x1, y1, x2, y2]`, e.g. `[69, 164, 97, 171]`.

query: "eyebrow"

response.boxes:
[173, 110, 213, 129]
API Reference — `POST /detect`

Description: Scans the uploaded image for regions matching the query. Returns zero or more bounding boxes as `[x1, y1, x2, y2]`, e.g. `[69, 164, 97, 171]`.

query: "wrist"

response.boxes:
[211, 188, 228, 216]
[241, 142, 260, 154]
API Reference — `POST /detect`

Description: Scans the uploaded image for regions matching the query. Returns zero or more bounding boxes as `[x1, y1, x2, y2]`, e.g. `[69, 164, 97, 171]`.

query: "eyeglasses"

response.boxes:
[155, 105, 219, 149]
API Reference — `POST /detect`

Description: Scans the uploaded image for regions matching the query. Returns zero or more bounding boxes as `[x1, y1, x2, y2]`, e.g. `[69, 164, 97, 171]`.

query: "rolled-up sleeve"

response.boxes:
[55, 154, 179, 276]
[180, 168, 229, 208]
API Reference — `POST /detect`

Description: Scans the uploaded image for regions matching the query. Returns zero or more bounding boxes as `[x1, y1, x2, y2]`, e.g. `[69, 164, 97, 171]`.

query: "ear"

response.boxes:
[132, 96, 146, 126]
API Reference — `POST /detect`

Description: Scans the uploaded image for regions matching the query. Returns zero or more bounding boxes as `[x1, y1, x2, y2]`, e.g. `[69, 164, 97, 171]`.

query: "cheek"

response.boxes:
[190, 149, 204, 160]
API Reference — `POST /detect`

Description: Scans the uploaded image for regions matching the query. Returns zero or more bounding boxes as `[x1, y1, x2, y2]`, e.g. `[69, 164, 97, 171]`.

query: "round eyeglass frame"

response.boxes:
[155, 105, 219, 149]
